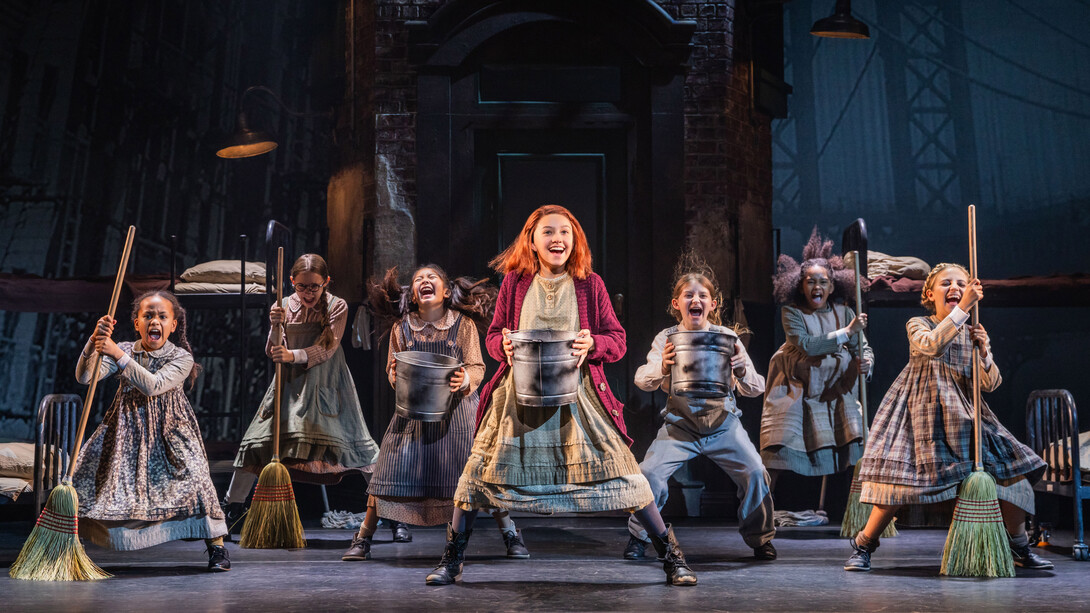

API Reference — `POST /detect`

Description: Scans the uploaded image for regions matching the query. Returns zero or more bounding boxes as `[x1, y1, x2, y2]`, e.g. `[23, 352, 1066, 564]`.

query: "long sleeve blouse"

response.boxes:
[782, 303, 874, 365]
[908, 306, 1000, 391]
[634, 324, 765, 434]
[76, 339, 193, 397]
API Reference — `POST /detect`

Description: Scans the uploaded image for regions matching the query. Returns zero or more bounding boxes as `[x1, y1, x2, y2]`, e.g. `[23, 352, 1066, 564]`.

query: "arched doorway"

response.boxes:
[409, 1, 695, 406]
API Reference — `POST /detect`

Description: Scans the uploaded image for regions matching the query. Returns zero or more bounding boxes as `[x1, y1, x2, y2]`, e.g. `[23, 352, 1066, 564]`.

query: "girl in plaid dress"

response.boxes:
[844, 263, 1049, 571]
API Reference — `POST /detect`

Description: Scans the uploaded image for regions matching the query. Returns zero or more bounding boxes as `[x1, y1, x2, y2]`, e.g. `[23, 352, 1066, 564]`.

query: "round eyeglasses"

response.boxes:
[294, 282, 327, 293]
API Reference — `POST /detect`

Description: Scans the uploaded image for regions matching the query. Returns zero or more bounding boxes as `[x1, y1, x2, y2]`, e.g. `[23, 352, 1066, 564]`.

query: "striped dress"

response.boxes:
[859, 312, 1045, 511]
[367, 310, 484, 526]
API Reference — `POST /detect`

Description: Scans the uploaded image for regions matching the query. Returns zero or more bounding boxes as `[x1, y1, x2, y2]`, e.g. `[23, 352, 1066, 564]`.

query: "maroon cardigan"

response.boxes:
[476, 271, 632, 446]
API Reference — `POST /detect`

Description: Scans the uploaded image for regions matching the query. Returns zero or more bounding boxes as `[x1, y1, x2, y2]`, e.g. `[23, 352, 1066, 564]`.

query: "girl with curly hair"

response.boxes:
[341, 264, 530, 561]
[760, 229, 873, 493]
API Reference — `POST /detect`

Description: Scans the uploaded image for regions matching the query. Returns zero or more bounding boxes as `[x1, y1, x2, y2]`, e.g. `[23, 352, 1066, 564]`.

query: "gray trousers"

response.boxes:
[629, 414, 776, 548]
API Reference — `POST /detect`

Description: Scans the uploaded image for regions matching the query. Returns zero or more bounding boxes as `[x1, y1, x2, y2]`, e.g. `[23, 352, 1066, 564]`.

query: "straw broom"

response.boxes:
[10, 225, 136, 581]
[940, 205, 1014, 577]
[239, 246, 306, 549]
[841, 250, 898, 538]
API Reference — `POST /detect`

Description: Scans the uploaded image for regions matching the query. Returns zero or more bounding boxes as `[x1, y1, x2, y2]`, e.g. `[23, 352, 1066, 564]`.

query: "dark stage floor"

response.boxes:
[0, 517, 1084, 612]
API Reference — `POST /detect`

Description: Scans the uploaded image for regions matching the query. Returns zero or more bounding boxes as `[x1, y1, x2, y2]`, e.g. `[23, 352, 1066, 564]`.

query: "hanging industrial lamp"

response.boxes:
[217, 86, 327, 159]
[810, 0, 870, 39]
[216, 110, 278, 159]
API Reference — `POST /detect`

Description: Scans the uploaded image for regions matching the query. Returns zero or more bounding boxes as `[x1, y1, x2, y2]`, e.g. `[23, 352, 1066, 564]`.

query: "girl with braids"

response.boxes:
[74, 290, 230, 571]
[224, 254, 379, 529]
[760, 229, 873, 493]
[623, 254, 775, 561]
[342, 264, 530, 561]
[844, 263, 1048, 571]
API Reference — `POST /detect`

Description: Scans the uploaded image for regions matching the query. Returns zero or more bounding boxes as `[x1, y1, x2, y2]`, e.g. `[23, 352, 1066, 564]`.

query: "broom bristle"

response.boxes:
[940, 471, 1014, 577]
[840, 463, 899, 538]
[239, 461, 306, 549]
[9, 485, 110, 581]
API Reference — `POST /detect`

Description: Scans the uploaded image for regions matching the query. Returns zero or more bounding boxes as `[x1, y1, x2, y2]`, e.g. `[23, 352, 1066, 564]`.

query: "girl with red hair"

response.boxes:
[424, 205, 698, 587]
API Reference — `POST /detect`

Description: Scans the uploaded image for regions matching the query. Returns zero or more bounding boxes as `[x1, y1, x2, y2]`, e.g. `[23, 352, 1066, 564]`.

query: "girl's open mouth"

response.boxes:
[548, 245, 565, 255]
[688, 305, 703, 318]
[945, 292, 961, 307]
[419, 285, 435, 300]
[148, 328, 162, 342]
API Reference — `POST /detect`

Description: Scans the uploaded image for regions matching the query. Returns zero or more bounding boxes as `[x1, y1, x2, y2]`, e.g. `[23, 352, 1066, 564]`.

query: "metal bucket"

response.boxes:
[393, 351, 463, 422]
[508, 329, 581, 406]
[667, 330, 737, 398]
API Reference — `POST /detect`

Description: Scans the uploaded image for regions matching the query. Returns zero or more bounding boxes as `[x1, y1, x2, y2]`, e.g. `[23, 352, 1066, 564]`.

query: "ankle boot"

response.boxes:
[425, 523, 473, 585]
[342, 535, 372, 561]
[649, 524, 698, 586]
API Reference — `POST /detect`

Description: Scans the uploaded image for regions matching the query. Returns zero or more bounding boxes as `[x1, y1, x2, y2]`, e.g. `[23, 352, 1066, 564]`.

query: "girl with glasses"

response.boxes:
[222, 254, 379, 534]
[760, 229, 873, 501]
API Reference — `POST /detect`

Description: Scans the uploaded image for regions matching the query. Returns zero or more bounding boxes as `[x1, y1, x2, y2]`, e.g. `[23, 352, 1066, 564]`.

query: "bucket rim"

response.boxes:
[394, 350, 463, 369]
[666, 329, 739, 340]
[507, 329, 578, 343]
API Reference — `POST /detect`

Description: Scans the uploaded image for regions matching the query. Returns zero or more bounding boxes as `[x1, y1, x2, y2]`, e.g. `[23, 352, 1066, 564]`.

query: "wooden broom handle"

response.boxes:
[68, 225, 137, 478]
[968, 205, 983, 471]
[852, 251, 869, 441]
[273, 246, 284, 460]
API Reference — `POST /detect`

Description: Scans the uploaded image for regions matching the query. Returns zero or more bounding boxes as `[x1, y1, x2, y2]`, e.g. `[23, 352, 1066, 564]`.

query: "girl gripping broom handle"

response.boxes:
[70, 225, 137, 479]
[852, 251, 868, 441]
[968, 205, 982, 472]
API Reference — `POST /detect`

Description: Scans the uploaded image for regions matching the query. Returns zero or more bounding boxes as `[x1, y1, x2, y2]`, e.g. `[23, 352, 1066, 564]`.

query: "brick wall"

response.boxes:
[658, 0, 774, 307]
[338, 0, 773, 306]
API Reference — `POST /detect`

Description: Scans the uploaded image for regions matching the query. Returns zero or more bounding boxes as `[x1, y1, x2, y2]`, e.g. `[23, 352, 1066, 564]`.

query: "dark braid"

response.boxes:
[130, 290, 201, 389]
[447, 274, 498, 337]
[315, 286, 335, 350]
[291, 254, 336, 350]
[365, 266, 409, 341]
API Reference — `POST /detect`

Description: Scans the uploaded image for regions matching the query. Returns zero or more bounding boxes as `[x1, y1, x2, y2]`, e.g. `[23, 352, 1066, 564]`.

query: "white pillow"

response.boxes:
[180, 260, 266, 284]
[0, 441, 34, 479]
[0, 477, 31, 501]
[174, 282, 266, 295]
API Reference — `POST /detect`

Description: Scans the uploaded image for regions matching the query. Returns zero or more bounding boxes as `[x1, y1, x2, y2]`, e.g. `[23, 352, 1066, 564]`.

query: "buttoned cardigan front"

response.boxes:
[476, 271, 632, 445]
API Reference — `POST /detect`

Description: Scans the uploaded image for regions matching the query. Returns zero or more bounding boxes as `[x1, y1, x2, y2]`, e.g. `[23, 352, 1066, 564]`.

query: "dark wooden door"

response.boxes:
[474, 128, 634, 401]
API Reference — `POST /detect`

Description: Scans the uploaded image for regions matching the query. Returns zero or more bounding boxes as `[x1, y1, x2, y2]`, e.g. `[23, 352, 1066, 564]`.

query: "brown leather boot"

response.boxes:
[649, 524, 698, 586]
[341, 535, 372, 561]
[424, 523, 473, 585]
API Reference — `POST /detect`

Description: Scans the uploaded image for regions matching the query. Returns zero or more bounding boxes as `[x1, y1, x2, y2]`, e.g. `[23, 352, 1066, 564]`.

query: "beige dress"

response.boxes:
[454, 273, 653, 514]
